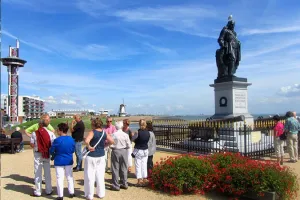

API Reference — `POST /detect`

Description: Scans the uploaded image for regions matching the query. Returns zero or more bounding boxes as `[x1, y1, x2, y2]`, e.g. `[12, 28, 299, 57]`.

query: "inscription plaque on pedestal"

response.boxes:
[209, 81, 253, 124]
[234, 91, 246, 109]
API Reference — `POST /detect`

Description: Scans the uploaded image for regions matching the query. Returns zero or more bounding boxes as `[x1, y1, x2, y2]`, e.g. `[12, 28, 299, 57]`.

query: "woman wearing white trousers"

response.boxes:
[84, 118, 114, 200]
[50, 123, 75, 200]
[132, 119, 150, 187]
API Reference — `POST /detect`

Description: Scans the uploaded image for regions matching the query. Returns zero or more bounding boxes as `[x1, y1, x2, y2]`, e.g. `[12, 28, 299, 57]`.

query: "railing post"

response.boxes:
[244, 123, 247, 157]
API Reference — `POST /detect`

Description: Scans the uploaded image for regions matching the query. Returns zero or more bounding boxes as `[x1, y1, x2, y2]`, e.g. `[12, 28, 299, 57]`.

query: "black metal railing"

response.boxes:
[153, 121, 278, 159]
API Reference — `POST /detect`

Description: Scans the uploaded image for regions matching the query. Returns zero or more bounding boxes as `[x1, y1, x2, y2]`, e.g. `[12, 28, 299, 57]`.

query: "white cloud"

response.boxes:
[3, 1, 300, 115]
[241, 26, 300, 35]
[243, 38, 300, 59]
[259, 97, 289, 104]
[1, 47, 299, 115]
[42, 94, 100, 111]
[112, 5, 219, 38]
[165, 106, 172, 111]
[61, 99, 76, 105]
[143, 42, 176, 55]
[122, 29, 158, 41]
[114, 5, 217, 22]
[176, 105, 184, 110]
[44, 96, 57, 104]
[43, 38, 141, 61]
[2, 30, 53, 53]
[75, 0, 110, 17]
[134, 104, 144, 108]
[4, 29, 140, 61]
[75, 1, 221, 38]
[18, 67, 132, 92]
[279, 84, 300, 96]
[3, 0, 76, 14]
[163, 105, 185, 112]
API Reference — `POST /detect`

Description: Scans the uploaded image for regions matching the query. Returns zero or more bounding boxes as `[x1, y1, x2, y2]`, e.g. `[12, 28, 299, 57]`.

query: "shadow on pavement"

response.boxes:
[4, 184, 56, 199]
[1, 174, 33, 184]
[2, 174, 85, 199]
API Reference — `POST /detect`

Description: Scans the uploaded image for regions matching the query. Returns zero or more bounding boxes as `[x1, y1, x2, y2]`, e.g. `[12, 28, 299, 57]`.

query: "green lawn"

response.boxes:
[14, 117, 108, 131]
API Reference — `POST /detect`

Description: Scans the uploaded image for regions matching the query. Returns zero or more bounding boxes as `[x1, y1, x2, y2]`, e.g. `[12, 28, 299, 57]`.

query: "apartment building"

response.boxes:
[1, 95, 45, 122]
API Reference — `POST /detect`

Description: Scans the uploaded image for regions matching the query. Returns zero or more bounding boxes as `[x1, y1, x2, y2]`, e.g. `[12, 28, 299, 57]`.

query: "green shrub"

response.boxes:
[149, 154, 214, 195]
[149, 152, 299, 199]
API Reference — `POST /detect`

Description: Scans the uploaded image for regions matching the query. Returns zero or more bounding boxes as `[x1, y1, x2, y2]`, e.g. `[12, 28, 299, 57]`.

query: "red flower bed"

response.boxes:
[148, 152, 299, 200]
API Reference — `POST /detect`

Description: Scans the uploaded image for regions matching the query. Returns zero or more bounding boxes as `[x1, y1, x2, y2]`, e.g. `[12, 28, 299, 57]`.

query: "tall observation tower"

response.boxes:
[1, 40, 27, 124]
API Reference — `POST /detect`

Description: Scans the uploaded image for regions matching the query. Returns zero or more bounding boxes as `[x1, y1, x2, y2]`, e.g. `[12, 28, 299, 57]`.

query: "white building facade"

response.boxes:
[52, 109, 93, 118]
[47, 111, 57, 118]
[1, 95, 45, 121]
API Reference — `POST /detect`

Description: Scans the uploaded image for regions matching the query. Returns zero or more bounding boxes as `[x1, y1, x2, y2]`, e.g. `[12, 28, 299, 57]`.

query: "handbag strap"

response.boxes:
[91, 130, 105, 149]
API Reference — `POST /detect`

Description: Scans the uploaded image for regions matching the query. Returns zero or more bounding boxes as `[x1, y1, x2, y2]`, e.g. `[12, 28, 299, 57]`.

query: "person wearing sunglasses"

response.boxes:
[103, 117, 117, 173]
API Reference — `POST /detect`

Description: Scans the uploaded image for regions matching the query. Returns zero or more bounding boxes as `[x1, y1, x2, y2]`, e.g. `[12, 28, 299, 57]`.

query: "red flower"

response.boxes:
[226, 175, 232, 181]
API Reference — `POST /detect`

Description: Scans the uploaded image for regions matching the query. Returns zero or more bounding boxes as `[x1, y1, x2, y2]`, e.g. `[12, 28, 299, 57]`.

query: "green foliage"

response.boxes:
[209, 151, 249, 168]
[149, 152, 300, 200]
[149, 154, 214, 195]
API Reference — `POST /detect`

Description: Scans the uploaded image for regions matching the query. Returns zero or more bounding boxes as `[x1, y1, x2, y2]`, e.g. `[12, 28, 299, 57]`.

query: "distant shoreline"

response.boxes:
[112, 115, 153, 122]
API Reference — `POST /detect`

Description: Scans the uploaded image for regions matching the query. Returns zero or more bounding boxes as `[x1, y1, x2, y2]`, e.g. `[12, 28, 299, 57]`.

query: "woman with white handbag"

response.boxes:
[132, 119, 150, 187]
[83, 118, 114, 200]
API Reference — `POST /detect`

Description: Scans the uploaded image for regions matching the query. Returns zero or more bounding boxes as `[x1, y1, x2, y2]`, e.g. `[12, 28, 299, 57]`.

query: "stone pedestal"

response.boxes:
[209, 77, 254, 126]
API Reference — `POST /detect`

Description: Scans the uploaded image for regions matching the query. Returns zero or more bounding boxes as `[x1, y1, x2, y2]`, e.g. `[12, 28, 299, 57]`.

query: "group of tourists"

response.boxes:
[25, 114, 156, 200]
[273, 111, 300, 165]
[3, 109, 298, 199]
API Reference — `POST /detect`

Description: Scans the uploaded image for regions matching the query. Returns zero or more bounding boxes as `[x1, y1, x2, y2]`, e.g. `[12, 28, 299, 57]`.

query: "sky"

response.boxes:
[1, 0, 300, 115]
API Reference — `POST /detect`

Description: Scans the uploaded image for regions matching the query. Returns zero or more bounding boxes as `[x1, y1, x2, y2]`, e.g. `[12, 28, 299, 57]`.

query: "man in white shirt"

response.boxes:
[30, 119, 56, 197]
[110, 121, 131, 191]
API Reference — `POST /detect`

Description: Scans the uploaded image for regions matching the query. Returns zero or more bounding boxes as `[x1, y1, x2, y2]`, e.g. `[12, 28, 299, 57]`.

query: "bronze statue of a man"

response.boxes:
[216, 15, 241, 78]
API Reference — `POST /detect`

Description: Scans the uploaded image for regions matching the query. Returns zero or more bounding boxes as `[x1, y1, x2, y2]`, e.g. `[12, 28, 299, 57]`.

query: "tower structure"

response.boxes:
[1, 40, 27, 124]
[119, 99, 126, 117]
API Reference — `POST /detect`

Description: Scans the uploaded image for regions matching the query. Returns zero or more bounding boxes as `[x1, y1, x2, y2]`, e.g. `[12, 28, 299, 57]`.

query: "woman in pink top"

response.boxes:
[273, 115, 285, 165]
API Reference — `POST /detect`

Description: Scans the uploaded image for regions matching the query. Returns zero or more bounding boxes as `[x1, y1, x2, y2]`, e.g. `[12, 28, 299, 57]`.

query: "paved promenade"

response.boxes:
[1, 148, 299, 200]
[1, 149, 210, 200]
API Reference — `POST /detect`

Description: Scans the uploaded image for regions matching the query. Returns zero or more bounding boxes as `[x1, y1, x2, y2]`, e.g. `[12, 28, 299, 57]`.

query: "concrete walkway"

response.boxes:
[1, 148, 299, 200]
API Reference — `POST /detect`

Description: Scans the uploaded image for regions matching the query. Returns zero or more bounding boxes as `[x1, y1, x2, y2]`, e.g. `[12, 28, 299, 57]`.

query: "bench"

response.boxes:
[0, 138, 22, 154]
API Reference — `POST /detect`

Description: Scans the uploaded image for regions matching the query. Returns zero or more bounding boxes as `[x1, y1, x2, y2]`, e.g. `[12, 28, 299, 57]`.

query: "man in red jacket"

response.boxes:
[30, 119, 56, 197]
